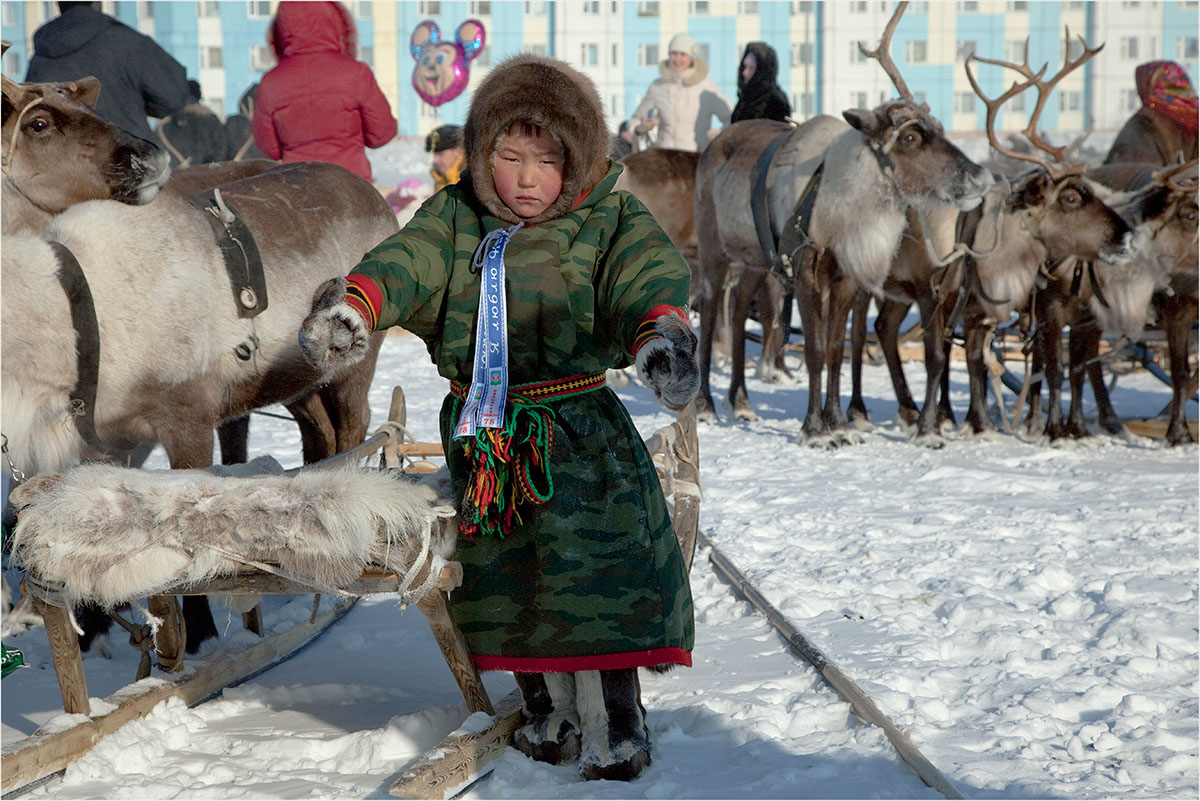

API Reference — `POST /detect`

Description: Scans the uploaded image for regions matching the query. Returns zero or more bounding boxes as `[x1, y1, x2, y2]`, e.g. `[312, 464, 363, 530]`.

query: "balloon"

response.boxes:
[410, 18, 485, 107]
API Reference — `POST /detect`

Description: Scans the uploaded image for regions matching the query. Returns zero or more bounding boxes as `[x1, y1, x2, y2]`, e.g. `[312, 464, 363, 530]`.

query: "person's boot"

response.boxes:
[512, 671, 581, 765]
[577, 668, 651, 781]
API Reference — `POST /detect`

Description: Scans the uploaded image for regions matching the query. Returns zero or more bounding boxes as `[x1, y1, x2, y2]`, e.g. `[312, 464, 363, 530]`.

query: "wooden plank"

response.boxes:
[1123, 418, 1199, 440]
[389, 689, 524, 800]
[30, 599, 89, 716]
[1, 598, 355, 795]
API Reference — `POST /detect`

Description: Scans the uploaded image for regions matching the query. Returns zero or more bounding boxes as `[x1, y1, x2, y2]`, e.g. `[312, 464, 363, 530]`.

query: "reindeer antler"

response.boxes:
[967, 28, 1102, 180]
[1153, 158, 1200, 192]
[858, 1, 913, 102]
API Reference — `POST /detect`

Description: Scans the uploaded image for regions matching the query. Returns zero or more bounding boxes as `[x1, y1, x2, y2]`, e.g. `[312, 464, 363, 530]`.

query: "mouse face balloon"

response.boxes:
[410, 19, 485, 107]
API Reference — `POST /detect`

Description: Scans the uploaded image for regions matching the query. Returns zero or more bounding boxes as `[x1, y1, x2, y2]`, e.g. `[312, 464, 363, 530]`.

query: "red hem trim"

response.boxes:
[472, 647, 691, 673]
[642, 304, 688, 327]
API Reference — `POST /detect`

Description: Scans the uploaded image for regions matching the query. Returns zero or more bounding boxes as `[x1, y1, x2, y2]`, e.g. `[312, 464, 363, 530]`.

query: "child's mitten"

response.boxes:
[635, 311, 699, 411]
[298, 277, 370, 370]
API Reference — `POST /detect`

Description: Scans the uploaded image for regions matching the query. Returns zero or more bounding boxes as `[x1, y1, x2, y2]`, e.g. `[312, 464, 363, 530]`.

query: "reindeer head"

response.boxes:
[968, 29, 1136, 266]
[852, 2, 993, 213]
[2, 73, 169, 225]
[1130, 160, 1199, 275]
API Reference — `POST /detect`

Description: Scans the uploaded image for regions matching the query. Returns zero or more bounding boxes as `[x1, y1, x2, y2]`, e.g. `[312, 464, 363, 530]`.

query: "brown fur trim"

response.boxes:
[464, 54, 610, 225]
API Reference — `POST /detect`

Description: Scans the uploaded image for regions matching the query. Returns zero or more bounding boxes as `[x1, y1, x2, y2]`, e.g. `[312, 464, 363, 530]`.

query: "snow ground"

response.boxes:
[1, 137, 1196, 800]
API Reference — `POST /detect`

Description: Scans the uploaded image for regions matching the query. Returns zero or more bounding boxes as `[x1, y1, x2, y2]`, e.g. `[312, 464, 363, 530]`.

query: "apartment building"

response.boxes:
[2, 1, 1196, 140]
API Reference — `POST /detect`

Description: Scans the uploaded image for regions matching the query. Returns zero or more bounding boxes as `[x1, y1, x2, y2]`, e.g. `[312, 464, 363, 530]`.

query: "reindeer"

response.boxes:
[1055, 161, 1198, 444]
[694, 4, 993, 437]
[2, 71, 168, 234]
[2, 162, 395, 651]
[859, 31, 1137, 445]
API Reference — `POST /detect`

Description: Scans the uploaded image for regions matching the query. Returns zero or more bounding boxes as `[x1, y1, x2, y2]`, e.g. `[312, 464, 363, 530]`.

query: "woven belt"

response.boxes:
[451, 372, 607, 403]
[450, 373, 606, 538]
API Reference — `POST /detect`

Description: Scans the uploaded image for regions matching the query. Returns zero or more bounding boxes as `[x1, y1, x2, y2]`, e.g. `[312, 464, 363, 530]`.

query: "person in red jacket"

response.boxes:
[252, 1, 397, 183]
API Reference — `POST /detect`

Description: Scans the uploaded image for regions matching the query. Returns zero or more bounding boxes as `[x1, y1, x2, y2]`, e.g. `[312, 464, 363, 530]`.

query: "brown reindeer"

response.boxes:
[748, 3, 992, 446]
[1, 71, 169, 234]
[860, 31, 1137, 445]
[1058, 161, 1198, 444]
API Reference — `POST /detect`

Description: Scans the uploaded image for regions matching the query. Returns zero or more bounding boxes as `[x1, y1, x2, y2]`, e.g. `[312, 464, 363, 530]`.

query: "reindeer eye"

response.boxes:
[901, 130, 921, 146]
[28, 117, 50, 133]
[1058, 188, 1081, 208]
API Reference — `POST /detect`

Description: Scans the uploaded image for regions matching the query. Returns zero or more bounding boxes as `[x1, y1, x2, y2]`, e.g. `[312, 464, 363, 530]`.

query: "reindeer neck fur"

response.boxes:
[1, 173, 55, 234]
[974, 201, 1048, 321]
[812, 128, 908, 292]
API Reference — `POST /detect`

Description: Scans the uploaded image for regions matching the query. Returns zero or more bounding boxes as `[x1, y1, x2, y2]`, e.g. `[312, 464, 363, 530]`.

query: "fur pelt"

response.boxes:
[463, 53, 610, 225]
[9, 462, 456, 611]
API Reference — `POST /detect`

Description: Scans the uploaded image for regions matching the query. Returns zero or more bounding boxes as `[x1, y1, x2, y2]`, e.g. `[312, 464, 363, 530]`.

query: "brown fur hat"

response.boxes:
[463, 53, 609, 225]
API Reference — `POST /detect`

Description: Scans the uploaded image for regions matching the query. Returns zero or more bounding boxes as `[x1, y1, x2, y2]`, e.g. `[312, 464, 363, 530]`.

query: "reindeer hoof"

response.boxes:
[832, 428, 863, 446]
[732, 406, 759, 422]
[913, 431, 946, 449]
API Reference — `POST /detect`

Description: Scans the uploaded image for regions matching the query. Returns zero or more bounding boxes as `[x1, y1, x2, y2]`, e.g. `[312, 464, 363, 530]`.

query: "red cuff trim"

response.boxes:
[345, 274, 382, 330]
[631, 305, 688, 357]
[472, 647, 692, 673]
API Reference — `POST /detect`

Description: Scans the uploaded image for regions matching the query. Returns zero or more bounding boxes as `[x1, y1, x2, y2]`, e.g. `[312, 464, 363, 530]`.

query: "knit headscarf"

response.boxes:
[1135, 60, 1199, 133]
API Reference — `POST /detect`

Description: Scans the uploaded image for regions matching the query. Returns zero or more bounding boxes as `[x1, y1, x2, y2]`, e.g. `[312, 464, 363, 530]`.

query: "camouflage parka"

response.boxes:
[345, 162, 695, 672]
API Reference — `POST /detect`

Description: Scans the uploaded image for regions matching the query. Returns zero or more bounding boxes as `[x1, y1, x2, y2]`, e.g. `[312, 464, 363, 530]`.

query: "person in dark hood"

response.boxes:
[731, 42, 791, 124]
[24, 1, 189, 141]
[155, 80, 227, 167]
[251, 0, 397, 183]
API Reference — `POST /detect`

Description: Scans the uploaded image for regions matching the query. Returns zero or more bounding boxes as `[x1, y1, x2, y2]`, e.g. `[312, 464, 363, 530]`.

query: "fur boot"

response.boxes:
[513, 671, 581, 765]
[577, 668, 651, 781]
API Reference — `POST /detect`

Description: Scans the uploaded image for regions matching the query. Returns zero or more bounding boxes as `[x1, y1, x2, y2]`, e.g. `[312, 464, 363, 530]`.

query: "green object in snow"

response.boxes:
[2, 643, 27, 678]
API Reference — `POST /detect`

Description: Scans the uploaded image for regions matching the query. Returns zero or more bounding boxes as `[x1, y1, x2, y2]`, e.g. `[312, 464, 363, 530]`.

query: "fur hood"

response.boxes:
[464, 53, 610, 225]
[657, 56, 711, 87]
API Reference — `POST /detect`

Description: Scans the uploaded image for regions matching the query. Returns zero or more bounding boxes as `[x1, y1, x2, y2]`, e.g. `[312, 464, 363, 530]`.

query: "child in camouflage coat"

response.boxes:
[299, 54, 698, 781]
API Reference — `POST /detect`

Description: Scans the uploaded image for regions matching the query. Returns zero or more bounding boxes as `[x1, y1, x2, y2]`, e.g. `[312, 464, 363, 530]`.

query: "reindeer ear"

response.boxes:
[1008, 170, 1051, 212]
[843, 108, 881, 137]
[64, 76, 101, 109]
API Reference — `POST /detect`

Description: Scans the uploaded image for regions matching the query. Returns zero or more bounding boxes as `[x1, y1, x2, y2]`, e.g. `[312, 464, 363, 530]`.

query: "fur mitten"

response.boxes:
[635, 312, 699, 411]
[298, 277, 370, 370]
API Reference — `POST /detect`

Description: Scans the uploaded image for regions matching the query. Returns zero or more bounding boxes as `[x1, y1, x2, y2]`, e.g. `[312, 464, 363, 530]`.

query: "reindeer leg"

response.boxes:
[1036, 292, 1069, 440]
[877, 297, 918, 426]
[1162, 292, 1198, 446]
[915, 293, 948, 445]
[694, 254, 727, 423]
[729, 269, 765, 421]
[821, 276, 858, 439]
[1066, 316, 1098, 439]
[216, 416, 249, 465]
[796, 251, 828, 441]
[964, 321, 994, 434]
[755, 276, 792, 384]
[846, 290, 873, 426]
[324, 332, 383, 455]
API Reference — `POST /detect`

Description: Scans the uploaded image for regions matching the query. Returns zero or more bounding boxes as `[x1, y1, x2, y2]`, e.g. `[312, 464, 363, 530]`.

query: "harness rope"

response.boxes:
[154, 116, 193, 168]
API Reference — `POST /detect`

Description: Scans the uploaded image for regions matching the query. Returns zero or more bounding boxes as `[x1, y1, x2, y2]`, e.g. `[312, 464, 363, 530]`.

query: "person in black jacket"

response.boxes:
[25, 1, 188, 142]
[223, 83, 270, 162]
[731, 42, 791, 124]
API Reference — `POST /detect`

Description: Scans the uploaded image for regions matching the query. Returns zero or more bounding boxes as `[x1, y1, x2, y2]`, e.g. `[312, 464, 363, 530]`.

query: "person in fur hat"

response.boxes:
[627, 32, 732, 151]
[731, 42, 791, 124]
[297, 54, 698, 781]
[425, 123, 466, 191]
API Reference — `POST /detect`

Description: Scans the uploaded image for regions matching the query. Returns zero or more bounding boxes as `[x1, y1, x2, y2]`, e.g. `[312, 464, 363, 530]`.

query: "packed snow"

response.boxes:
[1, 138, 1196, 800]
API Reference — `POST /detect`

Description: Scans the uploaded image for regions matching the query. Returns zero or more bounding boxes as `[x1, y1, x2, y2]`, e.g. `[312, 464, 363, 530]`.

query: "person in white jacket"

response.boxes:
[627, 32, 732, 152]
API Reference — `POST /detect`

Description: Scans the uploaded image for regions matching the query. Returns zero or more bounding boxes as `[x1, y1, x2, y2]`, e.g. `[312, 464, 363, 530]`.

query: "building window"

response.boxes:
[907, 1, 928, 12]
[690, 1, 710, 14]
[359, 45, 373, 66]
[954, 92, 976, 113]
[850, 91, 867, 108]
[580, 0, 600, 13]
[791, 42, 813, 66]
[1120, 36, 1139, 60]
[200, 46, 223, 69]
[1123, 88, 1139, 111]
[2, 50, 22, 76]
[250, 44, 274, 71]
[197, 1, 220, 18]
[525, 1, 547, 14]
[1178, 36, 1199, 59]
[526, 43, 548, 56]
[138, 1, 155, 20]
[638, 1, 660, 15]
[955, 40, 977, 62]
[612, 43, 619, 66]
[419, 1, 442, 15]
[1003, 39, 1025, 63]
[1008, 0, 1028, 9]
[1, 4, 15, 25]
[581, 43, 599, 66]
[958, 0, 979, 10]
[1059, 91, 1082, 111]
[247, 0, 271, 18]
[420, 102, 439, 119]
[470, 1, 493, 14]
[906, 40, 927, 64]
[355, 1, 373, 17]
[791, 1, 815, 12]
[850, 42, 868, 63]
[739, 1, 759, 12]
[638, 43, 659, 67]
[474, 46, 491, 67]
[1009, 92, 1026, 112]
[849, 1, 868, 11]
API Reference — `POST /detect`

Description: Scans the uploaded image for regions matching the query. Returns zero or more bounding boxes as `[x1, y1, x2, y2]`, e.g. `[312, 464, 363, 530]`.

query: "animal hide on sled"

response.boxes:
[8, 461, 456, 612]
